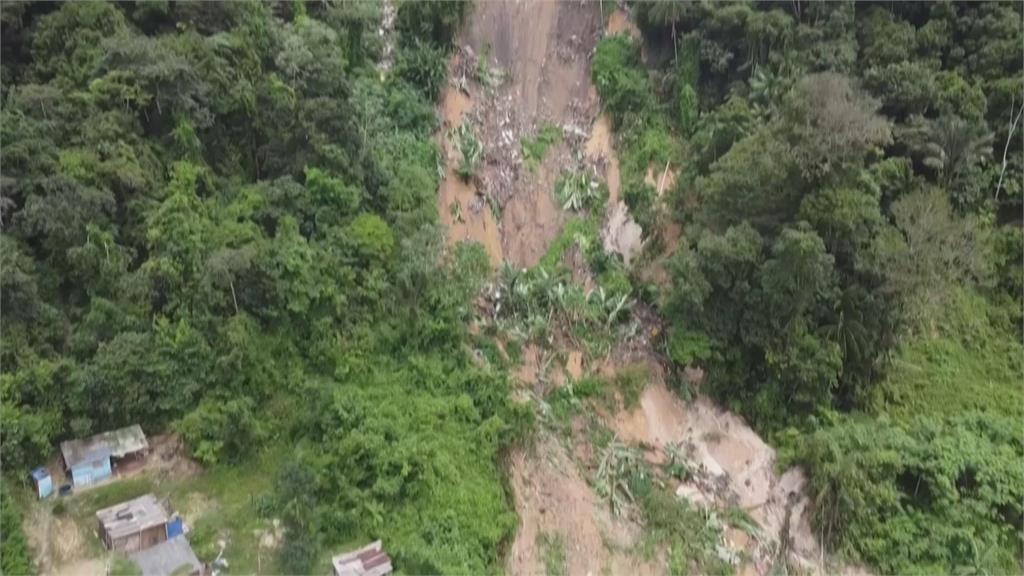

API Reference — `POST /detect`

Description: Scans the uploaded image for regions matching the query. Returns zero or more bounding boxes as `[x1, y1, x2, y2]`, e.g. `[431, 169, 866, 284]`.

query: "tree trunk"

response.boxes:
[995, 99, 1024, 202]
[672, 21, 678, 63]
[230, 279, 240, 316]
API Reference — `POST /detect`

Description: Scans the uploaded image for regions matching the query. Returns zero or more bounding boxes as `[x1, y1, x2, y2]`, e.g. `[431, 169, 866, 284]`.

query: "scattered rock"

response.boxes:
[601, 201, 644, 265]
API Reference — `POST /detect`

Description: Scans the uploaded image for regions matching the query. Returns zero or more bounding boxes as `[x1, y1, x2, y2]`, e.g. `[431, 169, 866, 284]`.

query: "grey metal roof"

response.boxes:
[130, 537, 202, 576]
[96, 494, 168, 540]
[332, 540, 393, 576]
[60, 424, 148, 468]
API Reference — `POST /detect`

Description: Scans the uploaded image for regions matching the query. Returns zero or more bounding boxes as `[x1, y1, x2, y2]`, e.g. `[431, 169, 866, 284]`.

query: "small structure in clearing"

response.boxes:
[129, 536, 203, 576]
[60, 424, 149, 487]
[30, 467, 53, 499]
[96, 494, 169, 553]
[332, 540, 393, 576]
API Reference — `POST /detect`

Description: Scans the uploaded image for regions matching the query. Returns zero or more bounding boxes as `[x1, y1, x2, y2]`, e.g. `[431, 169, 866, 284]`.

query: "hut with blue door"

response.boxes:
[60, 425, 149, 488]
[30, 467, 53, 499]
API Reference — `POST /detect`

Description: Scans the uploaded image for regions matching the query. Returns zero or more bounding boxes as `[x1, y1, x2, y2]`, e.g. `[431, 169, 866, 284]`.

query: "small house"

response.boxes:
[60, 424, 149, 487]
[332, 540, 393, 576]
[96, 494, 169, 553]
[129, 536, 203, 576]
[30, 467, 53, 499]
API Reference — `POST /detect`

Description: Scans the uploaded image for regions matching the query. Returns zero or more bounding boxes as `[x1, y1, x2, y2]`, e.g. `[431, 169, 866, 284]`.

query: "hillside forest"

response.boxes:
[1, 1, 1022, 576]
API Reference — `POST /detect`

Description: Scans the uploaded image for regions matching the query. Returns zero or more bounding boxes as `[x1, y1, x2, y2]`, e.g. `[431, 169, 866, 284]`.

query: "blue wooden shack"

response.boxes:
[60, 425, 149, 488]
[30, 467, 53, 499]
[67, 447, 114, 487]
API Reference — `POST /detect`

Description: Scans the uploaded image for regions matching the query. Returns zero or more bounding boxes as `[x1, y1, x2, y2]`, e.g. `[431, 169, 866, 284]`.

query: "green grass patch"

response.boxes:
[522, 124, 562, 170]
[537, 532, 567, 576]
[109, 554, 141, 576]
[66, 477, 157, 523]
[547, 376, 608, 429]
[611, 364, 647, 409]
[165, 445, 286, 573]
[870, 289, 1024, 421]
[470, 333, 508, 369]
[538, 217, 601, 271]
[555, 170, 608, 213]
[637, 487, 733, 575]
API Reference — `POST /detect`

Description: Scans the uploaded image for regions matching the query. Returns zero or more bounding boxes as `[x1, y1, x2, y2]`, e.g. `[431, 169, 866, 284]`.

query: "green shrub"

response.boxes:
[796, 412, 1024, 574]
[592, 35, 655, 122]
[392, 41, 447, 100]
[612, 364, 647, 408]
[178, 396, 267, 466]
[395, 0, 468, 48]
[555, 170, 607, 212]
[537, 533, 567, 576]
[521, 124, 562, 169]
[0, 482, 33, 576]
[450, 122, 482, 181]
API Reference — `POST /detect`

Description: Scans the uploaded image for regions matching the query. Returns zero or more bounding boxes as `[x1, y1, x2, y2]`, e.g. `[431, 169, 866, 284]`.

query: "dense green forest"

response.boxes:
[0, 1, 530, 573]
[591, 1, 1022, 573]
[1, 1, 1022, 575]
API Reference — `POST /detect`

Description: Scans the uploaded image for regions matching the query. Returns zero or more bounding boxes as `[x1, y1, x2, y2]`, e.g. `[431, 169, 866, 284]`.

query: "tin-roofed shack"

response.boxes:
[96, 494, 169, 553]
[60, 424, 149, 487]
[332, 540, 393, 576]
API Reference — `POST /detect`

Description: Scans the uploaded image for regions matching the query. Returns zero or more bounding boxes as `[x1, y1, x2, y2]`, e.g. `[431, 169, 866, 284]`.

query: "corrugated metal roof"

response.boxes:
[96, 494, 168, 540]
[130, 536, 202, 576]
[332, 540, 393, 576]
[60, 425, 148, 468]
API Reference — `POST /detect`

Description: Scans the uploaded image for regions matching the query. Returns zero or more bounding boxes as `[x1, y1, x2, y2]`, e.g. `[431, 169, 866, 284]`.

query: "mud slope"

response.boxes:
[435, 4, 828, 575]
[465, 0, 603, 267]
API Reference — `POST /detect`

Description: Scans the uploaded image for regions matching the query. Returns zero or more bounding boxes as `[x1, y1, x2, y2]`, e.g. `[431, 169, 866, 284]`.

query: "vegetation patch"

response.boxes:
[451, 121, 483, 181]
[522, 124, 563, 170]
[555, 170, 608, 213]
[537, 532, 567, 576]
[869, 289, 1024, 421]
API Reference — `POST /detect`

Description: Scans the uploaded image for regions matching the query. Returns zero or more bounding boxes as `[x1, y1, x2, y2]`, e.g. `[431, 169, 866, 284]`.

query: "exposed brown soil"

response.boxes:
[644, 162, 678, 198]
[462, 0, 604, 267]
[29, 508, 94, 576]
[606, 354, 826, 573]
[506, 434, 660, 576]
[605, 9, 642, 39]
[436, 82, 504, 266]
[439, 5, 832, 575]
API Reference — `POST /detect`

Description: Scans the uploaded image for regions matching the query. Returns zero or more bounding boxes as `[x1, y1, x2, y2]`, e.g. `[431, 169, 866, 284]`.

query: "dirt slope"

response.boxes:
[610, 358, 825, 573]
[436, 4, 828, 575]
[464, 0, 603, 267]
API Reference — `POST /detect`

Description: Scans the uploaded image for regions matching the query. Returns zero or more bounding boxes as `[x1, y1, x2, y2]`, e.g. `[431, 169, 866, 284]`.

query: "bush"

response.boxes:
[178, 396, 266, 466]
[395, 0, 468, 48]
[592, 36, 655, 122]
[796, 412, 1024, 574]
[0, 482, 33, 576]
[392, 41, 447, 100]
[555, 170, 607, 213]
[521, 124, 562, 169]
[450, 123, 482, 181]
